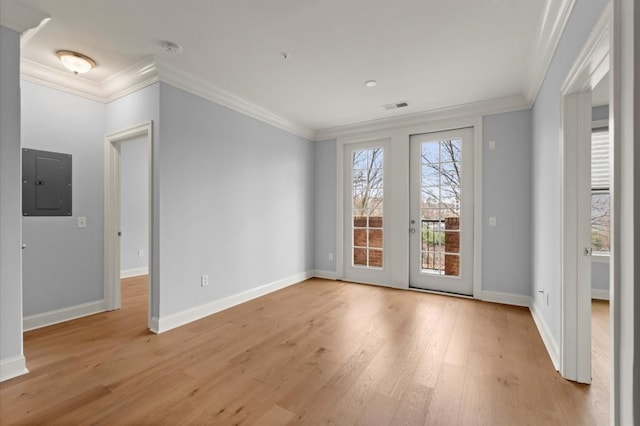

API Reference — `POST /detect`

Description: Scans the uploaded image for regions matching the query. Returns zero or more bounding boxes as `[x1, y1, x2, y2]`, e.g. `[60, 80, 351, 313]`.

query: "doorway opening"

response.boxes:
[559, 3, 611, 390]
[104, 122, 154, 330]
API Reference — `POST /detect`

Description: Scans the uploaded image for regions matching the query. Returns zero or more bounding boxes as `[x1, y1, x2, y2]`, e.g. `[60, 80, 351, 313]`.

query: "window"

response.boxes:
[352, 148, 384, 268]
[591, 127, 610, 253]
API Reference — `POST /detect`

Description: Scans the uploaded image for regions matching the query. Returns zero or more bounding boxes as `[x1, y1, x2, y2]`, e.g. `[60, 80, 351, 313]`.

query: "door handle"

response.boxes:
[583, 247, 592, 256]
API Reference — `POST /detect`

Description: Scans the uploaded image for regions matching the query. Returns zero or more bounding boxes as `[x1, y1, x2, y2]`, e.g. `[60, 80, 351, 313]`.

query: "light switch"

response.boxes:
[489, 217, 497, 226]
[489, 140, 496, 150]
[77, 216, 87, 228]
[138, 250, 144, 258]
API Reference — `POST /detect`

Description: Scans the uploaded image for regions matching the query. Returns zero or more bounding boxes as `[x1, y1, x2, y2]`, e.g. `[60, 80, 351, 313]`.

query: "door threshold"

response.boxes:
[408, 286, 474, 299]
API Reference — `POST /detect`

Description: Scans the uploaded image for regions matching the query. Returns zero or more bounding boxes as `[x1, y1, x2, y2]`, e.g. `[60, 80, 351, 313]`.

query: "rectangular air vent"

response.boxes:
[382, 101, 409, 110]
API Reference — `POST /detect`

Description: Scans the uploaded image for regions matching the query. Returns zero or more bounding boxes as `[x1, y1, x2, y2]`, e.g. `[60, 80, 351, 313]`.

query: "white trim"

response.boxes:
[20, 57, 160, 104]
[0, 355, 28, 382]
[104, 122, 154, 332]
[591, 288, 610, 300]
[23, 300, 105, 331]
[312, 269, 339, 280]
[120, 267, 149, 279]
[592, 253, 610, 263]
[151, 271, 313, 334]
[316, 95, 528, 141]
[156, 64, 315, 141]
[530, 301, 560, 371]
[481, 291, 531, 307]
[526, 0, 577, 103]
[559, 4, 612, 385]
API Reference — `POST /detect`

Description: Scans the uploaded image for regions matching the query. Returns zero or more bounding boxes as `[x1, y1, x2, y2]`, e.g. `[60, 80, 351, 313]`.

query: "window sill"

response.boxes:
[592, 253, 610, 263]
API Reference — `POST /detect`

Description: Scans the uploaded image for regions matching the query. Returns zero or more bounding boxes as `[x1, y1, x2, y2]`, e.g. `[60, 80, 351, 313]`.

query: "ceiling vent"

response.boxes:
[383, 101, 409, 110]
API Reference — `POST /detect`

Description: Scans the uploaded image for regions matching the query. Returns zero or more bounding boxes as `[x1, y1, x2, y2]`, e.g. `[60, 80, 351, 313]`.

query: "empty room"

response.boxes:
[1, 0, 638, 425]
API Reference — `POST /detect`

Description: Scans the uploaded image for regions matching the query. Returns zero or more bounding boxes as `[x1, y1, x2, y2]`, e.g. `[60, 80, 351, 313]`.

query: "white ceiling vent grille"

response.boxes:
[382, 101, 409, 110]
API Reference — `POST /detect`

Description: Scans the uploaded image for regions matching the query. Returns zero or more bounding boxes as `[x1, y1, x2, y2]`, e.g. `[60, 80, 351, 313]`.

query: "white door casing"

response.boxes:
[104, 121, 154, 330]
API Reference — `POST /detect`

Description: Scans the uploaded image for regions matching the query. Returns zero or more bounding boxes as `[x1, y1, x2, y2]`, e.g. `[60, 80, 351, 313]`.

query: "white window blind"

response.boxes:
[591, 127, 609, 189]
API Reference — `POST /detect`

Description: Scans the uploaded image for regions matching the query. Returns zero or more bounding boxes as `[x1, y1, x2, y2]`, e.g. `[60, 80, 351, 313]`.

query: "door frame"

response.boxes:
[559, 4, 611, 384]
[335, 116, 482, 296]
[104, 121, 154, 330]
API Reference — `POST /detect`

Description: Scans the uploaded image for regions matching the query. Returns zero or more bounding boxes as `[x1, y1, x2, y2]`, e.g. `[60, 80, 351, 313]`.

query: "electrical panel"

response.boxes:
[22, 148, 72, 216]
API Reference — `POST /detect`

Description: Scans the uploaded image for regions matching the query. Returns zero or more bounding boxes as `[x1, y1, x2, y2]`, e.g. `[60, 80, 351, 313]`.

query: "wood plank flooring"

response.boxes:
[0, 277, 609, 425]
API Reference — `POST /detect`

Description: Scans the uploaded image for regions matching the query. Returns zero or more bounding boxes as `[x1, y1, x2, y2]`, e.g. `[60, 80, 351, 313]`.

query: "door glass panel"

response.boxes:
[420, 139, 462, 276]
[352, 147, 384, 269]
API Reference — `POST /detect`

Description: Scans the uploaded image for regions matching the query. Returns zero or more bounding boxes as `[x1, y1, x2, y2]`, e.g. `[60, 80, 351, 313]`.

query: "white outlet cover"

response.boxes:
[77, 217, 87, 228]
[489, 217, 497, 226]
[489, 140, 496, 150]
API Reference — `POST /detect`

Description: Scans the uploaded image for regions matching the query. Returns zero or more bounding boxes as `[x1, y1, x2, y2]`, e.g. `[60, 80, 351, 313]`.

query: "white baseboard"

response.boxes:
[120, 267, 149, 279]
[0, 355, 29, 382]
[23, 300, 106, 331]
[153, 271, 313, 334]
[312, 269, 339, 280]
[481, 290, 532, 307]
[591, 288, 610, 300]
[529, 301, 560, 371]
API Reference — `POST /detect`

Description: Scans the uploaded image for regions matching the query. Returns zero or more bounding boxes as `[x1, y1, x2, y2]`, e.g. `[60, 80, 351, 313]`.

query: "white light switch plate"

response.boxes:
[489, 217, 497, 226]
[489, 140, 496, 150]
[77, 217, 87, 228]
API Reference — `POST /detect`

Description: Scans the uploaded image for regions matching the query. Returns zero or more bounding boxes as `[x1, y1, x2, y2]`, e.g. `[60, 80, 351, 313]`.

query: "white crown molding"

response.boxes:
[525, 0, 577, 104]
[155, 63, 315, 140]
[20, 56, 160, 104]
[314, 94, 530, 141]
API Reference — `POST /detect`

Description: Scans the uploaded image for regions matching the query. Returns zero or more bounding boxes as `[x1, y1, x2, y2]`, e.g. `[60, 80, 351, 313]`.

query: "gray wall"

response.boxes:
[314, 139, 336, 273]
[592, 260, 609, 292]
[21, 81, 106, 316]
[531, 0, 608, 342]
[120, 135, 149, 274]
[482, 109, 532, 295]
[0, 26, 23, 364]
[106, 83, 160, 318]
[157, 82, 315, 317]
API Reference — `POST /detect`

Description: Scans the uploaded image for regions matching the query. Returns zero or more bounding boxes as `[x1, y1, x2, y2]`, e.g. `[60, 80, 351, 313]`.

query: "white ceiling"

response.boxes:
[2, 0, 549, 133]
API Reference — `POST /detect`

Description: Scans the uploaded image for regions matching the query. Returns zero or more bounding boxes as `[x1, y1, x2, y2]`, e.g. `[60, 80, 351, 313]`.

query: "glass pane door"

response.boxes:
[409, 128, 474, 295]
[343, 139, 390, 286]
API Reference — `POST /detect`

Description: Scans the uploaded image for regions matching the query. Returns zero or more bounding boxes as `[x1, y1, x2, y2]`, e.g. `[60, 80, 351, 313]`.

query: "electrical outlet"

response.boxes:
[201, 275, 209, 287]
[489, 217, 497, 226]
[77, 217, 87, 228]
[489, 140, 496, 150]
[138, 250, 144, 258]
[328, 253, 334, 261]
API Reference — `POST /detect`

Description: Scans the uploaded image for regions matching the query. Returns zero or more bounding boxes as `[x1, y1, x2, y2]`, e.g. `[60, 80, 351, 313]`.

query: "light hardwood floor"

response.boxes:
[1, 277, 609, 425]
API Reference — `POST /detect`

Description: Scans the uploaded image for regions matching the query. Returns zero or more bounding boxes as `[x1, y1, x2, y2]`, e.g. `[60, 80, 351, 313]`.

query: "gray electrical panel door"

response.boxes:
[23, 148, 72, 216]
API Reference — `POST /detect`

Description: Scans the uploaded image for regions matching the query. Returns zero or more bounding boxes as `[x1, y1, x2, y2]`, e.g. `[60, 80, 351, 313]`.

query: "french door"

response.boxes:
[342, 140, 390, 285]
[409, 128, 474, 295]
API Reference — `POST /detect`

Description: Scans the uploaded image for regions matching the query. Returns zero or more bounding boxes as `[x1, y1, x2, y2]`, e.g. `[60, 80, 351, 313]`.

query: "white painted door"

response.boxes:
[409, 128, 474, 295]
[343, 139, 390, 285]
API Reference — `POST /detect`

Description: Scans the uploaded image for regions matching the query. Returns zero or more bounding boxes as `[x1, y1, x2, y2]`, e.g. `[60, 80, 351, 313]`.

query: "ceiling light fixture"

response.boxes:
[56, 50, 96, 75]
[365, 80, 377, 87]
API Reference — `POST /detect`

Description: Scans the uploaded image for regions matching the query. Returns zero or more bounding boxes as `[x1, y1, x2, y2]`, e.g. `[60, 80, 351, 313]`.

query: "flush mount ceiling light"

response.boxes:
[365, 80, 377, 87]
[56, 50, 96, 74]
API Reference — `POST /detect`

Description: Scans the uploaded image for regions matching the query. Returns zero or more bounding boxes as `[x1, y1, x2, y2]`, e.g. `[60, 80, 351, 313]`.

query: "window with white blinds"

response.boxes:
[591, 127, 609, 190]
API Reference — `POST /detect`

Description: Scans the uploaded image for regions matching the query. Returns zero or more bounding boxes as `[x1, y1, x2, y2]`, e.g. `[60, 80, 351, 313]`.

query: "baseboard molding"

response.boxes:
[23, 300, 106, 332]
[481, 290, 532, 307]
[591, 288, 610, 300]
[312, 269, 339, 280]
[153, 271, 313, 334]
[0, 355, 29, 382]
[529, 301, 560, 371]
[120, 267, 149, 279]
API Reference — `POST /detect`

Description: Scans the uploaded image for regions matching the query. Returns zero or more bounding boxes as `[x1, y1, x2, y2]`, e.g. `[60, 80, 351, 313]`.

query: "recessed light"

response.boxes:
[365, 80, 377, 87]
[56, 50, 96, 75]
[161, 41, 183, 54]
